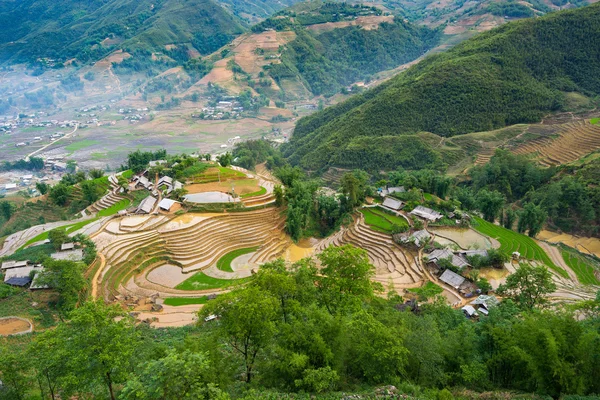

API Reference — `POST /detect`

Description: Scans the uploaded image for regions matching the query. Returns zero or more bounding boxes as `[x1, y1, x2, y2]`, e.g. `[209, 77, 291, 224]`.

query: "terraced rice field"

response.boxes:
[316, 214, 423, 290]
[217, 246, 259, 272]
[512, 120, 600, 166]
[93, 208, 288, 299]
[472, 217, 568, 278]
[358, 208, 408, 234]
[560, 247, 600, 285]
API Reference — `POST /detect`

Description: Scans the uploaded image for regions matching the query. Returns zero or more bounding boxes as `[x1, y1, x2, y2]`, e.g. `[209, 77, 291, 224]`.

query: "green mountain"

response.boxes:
[253, 2, 441, 96]
[0, 0, 245, 64]
[282, 3, 600, 172]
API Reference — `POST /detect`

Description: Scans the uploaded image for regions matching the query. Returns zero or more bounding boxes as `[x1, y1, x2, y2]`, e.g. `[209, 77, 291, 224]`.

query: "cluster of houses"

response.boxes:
[424, 248, 490, 297]
[131, 164, 183, 214]
[0, 114, 78, 136]
[1, 242, 83, 289]
[197, 101, 244, 120]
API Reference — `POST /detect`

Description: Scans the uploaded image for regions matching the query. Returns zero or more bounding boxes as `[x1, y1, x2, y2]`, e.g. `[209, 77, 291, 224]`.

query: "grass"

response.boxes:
[98, 198, 131, 217]
[20, 218, 99, 249]
[121, 169, 134, 179]
[0, 289, 59, 328]
[472, 217, 568, 278]
[176, 272, 252, 291]
[240, 186, 267, 198]
[560, 246, 600, 285]
[591, 118, 600, 125]
[216, 247, 259, 272]
[163, 296, 211, 306]
[3, 243, 55, 263]
[64, 140, 100, 152]
[359, 208, 408, 234]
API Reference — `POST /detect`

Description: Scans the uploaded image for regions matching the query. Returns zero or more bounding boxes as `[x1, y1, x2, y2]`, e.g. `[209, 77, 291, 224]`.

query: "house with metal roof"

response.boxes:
[410, 205, 443, 222]
[382, 197, 404, 211]
[137, 195, 157, 214]
[427, 249, 470, 270]
[50, 249, 83, 261]
[439, 269, 466, 289]
[158, 198, 178, 211]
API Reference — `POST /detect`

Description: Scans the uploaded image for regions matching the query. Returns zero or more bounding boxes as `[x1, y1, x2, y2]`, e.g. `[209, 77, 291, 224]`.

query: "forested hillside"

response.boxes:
[0, 0, 245, 64]
[282, 3, 600, 171]
[255, 3, 441, 96]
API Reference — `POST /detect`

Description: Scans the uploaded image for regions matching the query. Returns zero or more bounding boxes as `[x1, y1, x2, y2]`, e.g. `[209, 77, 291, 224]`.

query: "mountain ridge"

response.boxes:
[282, 2, 600, 171]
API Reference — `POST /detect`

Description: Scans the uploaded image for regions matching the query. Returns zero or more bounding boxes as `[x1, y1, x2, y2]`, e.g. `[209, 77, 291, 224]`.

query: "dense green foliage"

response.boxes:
[464, 150, 600, 236]
[266, 17, 440, 96]
[283, 4, 600, 170]
[0, 0, 245, 65]
[2, 249, 600, 399]
[232, 140, 281, 170]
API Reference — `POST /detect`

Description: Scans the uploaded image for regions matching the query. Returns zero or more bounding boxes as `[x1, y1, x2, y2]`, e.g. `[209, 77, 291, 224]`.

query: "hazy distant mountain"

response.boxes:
[0, 0, 246, 64]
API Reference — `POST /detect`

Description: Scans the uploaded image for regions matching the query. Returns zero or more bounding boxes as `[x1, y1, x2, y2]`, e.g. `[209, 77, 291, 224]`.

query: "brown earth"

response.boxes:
[0, 317, 32, 336]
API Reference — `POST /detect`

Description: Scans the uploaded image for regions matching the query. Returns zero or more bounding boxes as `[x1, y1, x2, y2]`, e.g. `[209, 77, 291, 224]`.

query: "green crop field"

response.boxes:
[65, 140, 100, 152]
[472, 217, 568, 278]
[216, 247, 259, 272]
[21, 218, 99, 249]
[176, 272, 252, 291]
[359, 207, 408, 234]
[560, 247, 600, 285]
[240, 186, 267, 198]
[163, 296, 211, 306]
[98, 199, 131, 217]
[591, 118, 600, 125]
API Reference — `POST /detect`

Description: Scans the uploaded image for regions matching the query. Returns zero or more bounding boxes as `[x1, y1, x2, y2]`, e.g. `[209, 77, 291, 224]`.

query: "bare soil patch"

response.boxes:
[0, 317, 32, 336]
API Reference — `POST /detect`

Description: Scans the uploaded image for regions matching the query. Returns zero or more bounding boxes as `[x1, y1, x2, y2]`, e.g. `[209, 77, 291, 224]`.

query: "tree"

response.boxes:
[28, 327, 73, 400]
[476, 189, 505, 222]
[340, 170, 369, 209]
[504, 208, 517, 230]
[171, 187, 188, 201]
[497, 264, 556, 310]
[0, 201, 16, 220]
[273, 184, 284, 207]
[252, 259, 298, 323]
[37, 259, 87, 314]
[517, 202, 547, 237]
[0, 344, 30, 400]
[81, 180, 101, 204]
[49, 184, 71, 206]
[49, 301, 138, 399]
[89, 169, 104, 179]
[217, 152, 232, 167]
[316, 245, 378, 314]
[120, 350, 227, 400]
[345, 311, 408, 383]
[48, 228, 69, 250]
[36, 181, 49, 195]
[200, 287, 278, 383]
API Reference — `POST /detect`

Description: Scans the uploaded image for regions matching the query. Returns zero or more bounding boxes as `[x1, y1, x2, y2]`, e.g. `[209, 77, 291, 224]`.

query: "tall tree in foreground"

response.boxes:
[120, 350, 228, 400]
[316, 245, 379, 314]
[497, 264, 556, 310]
[44, 301, 138, 399]
[200, 287, 278, 383]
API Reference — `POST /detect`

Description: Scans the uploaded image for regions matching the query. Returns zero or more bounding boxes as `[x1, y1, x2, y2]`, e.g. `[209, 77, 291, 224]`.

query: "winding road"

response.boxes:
[26, 123, 78, 160]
